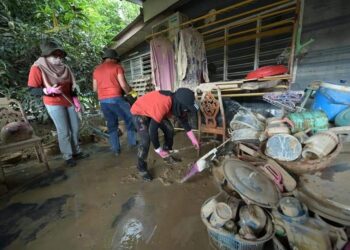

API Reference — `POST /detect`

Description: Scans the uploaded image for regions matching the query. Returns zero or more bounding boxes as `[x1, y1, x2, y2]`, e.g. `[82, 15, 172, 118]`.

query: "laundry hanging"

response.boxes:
[150, 36, 175, 91]
[176, 27, 209, 90]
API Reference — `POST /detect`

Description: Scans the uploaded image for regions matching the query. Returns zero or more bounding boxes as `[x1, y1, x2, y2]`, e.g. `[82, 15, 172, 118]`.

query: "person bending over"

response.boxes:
[130, 88, 199, 181]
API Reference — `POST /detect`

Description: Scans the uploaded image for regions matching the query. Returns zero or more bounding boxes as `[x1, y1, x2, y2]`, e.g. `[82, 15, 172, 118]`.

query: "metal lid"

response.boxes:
[294, 156, 350, 225]
[223, 159, 280, 208]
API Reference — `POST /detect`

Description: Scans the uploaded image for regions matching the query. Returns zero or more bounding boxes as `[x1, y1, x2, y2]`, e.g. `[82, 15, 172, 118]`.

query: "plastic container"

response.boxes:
[302, 131, 338, 159]
[283, 218, 332, 250]
[279, 197, 303, 218]
[210, 202, 233, 228]
[238, 205, 267, 235]
[315, 214, 348, 250]
[312, 82, 350, 121]
[274, 198, 309, 224]
[229, 109, 265, 131]
[335, 107, 350, 126]
[288, 111, 329, 133]
[202, 198, 218, 218]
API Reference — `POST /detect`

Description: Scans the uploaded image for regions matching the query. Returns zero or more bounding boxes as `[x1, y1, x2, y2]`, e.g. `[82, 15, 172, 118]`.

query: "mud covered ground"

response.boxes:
[0, 132, 219, 250]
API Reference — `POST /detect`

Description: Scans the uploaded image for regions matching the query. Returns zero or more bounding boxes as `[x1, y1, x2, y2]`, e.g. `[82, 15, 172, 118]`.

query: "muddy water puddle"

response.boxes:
[111, 195, 155, 249]
[0, 134, 217, 249]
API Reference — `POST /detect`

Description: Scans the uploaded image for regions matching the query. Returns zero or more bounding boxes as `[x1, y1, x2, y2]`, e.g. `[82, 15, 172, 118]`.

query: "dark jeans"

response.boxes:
[100, 98, 136, 153]
[133, 115, 174, 172]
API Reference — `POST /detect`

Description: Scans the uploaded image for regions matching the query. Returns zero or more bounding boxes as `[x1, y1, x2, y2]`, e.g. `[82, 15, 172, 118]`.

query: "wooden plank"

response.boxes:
[221, 89, 288, 97]
[239, 143, 260, 157]
[0, 136, 41, 147]
[146, 0, 254, 39]
[200, 127, 226, 134]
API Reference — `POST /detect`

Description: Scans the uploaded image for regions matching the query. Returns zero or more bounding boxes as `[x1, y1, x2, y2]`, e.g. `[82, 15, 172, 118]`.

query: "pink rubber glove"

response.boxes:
[44, 86, 61, 95]
[72, 96, 81, 112]
[186, 130, 199, 149]
[155, 147, 170, 158]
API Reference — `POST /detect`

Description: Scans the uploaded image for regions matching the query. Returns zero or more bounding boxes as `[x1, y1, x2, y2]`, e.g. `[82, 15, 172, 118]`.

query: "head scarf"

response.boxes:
[160, 88, 198, 118]
[33, 57, 76, 88]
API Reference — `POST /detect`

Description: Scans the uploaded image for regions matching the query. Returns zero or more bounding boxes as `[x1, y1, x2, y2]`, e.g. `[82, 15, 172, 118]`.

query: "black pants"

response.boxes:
[133, 115, 174, 172]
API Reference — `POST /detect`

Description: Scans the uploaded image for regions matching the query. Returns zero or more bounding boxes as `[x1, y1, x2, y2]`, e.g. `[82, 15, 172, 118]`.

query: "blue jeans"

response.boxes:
[100, 97, 136, 153]
[45, 105, 81, 160]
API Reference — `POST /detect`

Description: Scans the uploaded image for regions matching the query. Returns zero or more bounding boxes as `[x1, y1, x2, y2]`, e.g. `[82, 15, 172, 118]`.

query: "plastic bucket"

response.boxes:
[312, 82, 350, 121]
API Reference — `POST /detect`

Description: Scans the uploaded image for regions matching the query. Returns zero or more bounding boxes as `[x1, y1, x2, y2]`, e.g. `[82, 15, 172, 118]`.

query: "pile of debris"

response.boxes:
[184, 81, 350, 249]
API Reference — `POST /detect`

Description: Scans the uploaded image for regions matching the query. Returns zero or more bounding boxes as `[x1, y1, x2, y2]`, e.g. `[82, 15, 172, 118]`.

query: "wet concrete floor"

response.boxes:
[0, 133, 219, 250]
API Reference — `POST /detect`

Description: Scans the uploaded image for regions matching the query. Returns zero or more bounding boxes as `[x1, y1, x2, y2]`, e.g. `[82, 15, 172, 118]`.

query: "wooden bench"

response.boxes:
[0, 98, 49, 181]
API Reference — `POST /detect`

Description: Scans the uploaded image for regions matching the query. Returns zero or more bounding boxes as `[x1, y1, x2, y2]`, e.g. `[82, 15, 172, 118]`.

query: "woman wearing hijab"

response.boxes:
[130, 88, 200, 181]
[28, 38, 89, 167]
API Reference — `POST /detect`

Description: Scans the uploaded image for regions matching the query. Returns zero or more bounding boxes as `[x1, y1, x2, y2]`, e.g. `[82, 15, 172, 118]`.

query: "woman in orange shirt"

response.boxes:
[28, 39, 89, 167]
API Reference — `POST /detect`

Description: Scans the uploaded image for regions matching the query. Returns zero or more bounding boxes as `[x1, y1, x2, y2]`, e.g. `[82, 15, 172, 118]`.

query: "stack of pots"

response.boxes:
[263, 110, 341, 174]
[201, 159, 279, 250]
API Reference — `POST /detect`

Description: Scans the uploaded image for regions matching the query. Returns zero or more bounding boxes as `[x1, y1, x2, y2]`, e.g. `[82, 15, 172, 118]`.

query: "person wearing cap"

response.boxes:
[130, 88, 200, 181]
[28, 38, 89, 167]
[93, 49, 137, 156]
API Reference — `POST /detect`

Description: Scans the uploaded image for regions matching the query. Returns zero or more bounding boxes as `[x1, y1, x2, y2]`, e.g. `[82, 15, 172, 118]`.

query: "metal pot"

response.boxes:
[238, 205, 267, 235]
[279, 197, 303, 217]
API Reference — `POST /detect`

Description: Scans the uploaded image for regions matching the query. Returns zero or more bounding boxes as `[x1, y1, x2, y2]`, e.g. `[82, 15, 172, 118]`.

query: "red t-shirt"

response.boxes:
[27, 65, 73, 106]
[93, 61, 124, 100]
[131, 91, 172, 123]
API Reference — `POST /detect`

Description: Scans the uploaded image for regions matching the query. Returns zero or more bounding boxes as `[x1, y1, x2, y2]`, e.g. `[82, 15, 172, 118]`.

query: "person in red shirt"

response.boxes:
[93, 49, 136, 155]
[131, 88, 200, 181]
[28, 39, 89, 167]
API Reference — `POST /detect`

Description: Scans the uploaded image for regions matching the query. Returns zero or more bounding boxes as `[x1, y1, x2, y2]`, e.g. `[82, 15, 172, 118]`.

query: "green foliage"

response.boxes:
[0, 0, 139, 120]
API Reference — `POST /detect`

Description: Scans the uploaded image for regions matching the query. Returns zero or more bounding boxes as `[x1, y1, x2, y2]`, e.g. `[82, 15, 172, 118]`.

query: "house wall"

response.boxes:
[122, 0, 350, 88]
[143, 0, 179, 22]
[178, 0, 294, 81]
[294, 0, 350, 90]
[120, 41, 149, 61]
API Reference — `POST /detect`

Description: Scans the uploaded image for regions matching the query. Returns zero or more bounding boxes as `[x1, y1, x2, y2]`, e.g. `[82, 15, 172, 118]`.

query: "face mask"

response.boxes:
[47, 56, 63, 65]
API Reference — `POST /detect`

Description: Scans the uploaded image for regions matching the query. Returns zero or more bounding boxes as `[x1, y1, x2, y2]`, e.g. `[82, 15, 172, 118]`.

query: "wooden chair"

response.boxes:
[0, 98, 49, 180]
[196, 88, 227, 155]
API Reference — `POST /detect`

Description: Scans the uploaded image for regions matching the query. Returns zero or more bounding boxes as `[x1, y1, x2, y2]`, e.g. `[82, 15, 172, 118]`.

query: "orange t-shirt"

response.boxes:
[131, 91, 172, 123]
[93, 61, 124, 100]
[27, 65, 73, 106]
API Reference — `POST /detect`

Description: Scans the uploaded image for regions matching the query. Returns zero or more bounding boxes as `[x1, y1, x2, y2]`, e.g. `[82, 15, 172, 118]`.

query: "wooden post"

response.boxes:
[223, 28, 228, 81]
[289, 0, 301, 82]
[254, 18, 261, 70]
[217, 88, 226, 142]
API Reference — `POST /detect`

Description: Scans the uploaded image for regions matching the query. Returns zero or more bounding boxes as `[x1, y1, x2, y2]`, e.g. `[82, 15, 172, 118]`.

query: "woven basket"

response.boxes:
[276, 142, 343, 175]
[201, 193, 274, 250]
